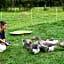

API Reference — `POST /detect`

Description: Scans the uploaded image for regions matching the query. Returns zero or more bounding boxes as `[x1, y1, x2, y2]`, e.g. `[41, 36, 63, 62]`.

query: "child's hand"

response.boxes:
[5, 43, 10, 46]
[1, 43, 5, 45]
[0, 39, 2, 42]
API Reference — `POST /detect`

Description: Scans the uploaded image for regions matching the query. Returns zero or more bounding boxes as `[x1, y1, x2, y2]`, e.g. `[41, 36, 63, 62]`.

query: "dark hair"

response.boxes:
[0, 21, 7, 28]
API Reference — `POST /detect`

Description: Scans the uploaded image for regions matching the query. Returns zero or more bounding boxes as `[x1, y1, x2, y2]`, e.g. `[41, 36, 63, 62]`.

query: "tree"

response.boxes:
[10, 0, 15, 11]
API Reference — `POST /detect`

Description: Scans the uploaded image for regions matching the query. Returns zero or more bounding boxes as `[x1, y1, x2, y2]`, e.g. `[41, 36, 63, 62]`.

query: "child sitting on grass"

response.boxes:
[0, 21, 10, 52]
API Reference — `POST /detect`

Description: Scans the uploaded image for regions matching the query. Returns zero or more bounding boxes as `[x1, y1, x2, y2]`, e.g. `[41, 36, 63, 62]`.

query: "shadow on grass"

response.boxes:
[10, 33, 32, 36]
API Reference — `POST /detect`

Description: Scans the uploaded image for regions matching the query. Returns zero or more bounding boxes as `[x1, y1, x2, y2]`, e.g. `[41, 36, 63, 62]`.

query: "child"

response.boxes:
[0, 21, 10, 52]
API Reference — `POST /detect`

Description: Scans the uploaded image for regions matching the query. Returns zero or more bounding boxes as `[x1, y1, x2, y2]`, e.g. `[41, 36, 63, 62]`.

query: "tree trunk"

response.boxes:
[10, 0, 15, 11]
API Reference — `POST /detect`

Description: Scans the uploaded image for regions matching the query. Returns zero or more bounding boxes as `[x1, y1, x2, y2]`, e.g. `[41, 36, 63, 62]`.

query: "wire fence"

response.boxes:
[0, 7, 64, 29]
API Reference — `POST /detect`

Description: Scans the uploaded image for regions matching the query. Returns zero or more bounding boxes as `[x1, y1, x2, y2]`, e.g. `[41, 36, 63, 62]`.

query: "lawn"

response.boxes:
[0, 7, 64, 64]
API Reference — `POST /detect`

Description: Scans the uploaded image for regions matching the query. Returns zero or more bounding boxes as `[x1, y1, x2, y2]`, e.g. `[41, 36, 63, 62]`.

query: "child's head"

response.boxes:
[0, 21, 7, 30]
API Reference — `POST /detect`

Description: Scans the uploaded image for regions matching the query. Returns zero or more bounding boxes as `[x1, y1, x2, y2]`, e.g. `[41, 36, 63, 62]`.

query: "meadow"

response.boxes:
[0, 7, 64, 64]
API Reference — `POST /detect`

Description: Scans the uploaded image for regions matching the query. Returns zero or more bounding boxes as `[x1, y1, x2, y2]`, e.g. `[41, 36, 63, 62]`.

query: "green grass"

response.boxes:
[0, 7, 64, 64]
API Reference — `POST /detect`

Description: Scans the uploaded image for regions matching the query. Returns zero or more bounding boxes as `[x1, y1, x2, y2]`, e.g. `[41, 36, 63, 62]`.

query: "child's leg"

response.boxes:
[0, 44, 6, 52]
[5, 41, 10, 46]
[5, 41, 10, 44]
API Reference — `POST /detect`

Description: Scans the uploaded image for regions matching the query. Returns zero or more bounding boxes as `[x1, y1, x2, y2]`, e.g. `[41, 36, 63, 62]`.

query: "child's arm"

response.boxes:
[0, 39, 10, 46]
[0, 39, 5, 43]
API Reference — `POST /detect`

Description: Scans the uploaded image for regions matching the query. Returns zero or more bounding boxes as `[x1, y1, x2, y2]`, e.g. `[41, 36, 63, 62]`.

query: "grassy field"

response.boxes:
[0, 7, 64, 64]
